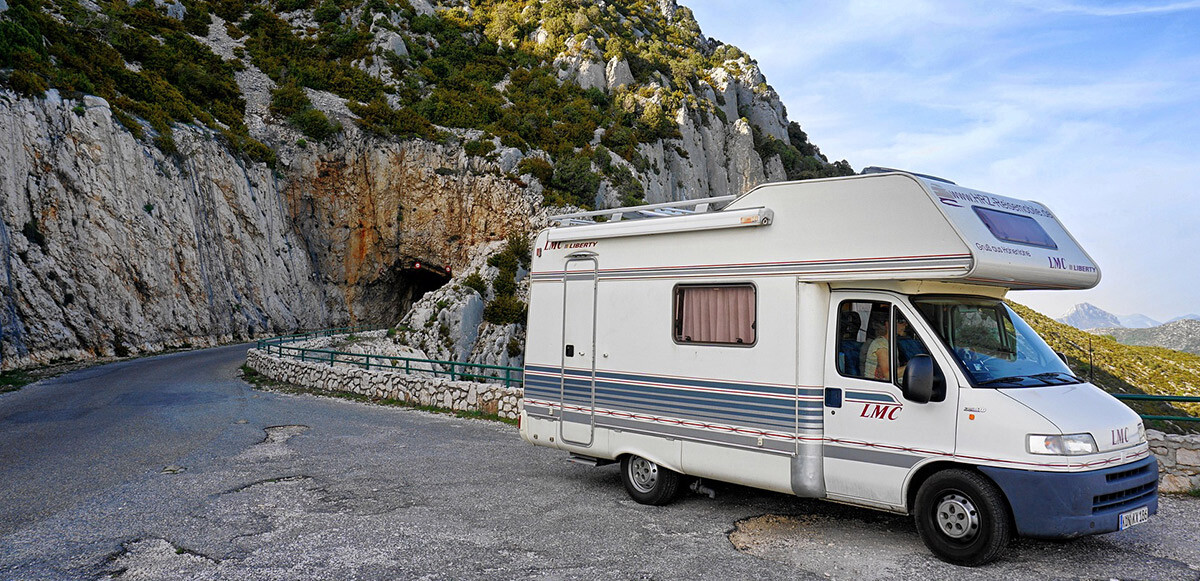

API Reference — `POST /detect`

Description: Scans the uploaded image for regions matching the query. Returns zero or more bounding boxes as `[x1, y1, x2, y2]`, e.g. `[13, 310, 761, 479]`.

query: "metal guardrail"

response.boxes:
[255, 326, 524, 389]
[1112, 394, 1200, 423]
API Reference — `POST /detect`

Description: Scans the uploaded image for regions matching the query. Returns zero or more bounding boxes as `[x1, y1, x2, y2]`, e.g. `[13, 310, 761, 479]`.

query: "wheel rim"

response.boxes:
[628, 457, 659, 493]
[935, 492, 980, 540]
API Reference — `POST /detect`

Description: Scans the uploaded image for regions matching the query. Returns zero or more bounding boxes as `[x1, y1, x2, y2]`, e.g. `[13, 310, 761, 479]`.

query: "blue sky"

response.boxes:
[684, 0, 1200, 322]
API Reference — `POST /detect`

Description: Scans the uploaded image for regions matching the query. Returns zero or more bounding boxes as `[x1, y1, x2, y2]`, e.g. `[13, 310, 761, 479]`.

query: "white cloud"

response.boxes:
[1020, 0, 1200, 16]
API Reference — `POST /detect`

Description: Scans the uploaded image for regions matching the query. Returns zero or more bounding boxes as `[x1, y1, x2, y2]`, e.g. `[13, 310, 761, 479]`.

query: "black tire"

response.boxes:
[620, 455, 681, 505]
[913, 469, 1012, 566]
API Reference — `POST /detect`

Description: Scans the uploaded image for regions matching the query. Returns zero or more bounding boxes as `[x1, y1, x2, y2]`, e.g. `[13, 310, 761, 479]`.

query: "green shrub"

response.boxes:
[270, 81, 311, 118]
[491, 275, 515, 297]
[483, 294, 526, 325]
[550, 155, 600, 208]
[464, 138, 496, 157]
[347, 98, 436, 139]
[290, 108, 341, 141]
[462, 271, 487, 296]
[9, 69, 48, 97]
[313, 0, 342, 23]
[516, 157, 553, 183]
[275, 0, 313, 11]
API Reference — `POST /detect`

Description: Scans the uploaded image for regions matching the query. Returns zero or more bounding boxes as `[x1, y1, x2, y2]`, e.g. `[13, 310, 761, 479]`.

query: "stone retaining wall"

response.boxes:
[248, 348, 1200, 494]
[1148, 430, 1200, 493]
[246, 349, 522, 420]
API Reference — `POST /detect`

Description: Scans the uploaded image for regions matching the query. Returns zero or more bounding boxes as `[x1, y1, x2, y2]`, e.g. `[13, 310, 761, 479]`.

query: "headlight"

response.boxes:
[1027, 433, 1098, 455]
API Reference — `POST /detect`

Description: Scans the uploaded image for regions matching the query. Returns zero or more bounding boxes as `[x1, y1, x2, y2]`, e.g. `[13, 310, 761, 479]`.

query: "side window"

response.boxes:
[894, 308, 946, 400]
[673, 284, 756, 346]
[836, 300, 891, 381]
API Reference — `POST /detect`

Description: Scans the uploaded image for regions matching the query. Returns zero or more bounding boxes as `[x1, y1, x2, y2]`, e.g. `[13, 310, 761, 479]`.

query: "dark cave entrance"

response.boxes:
[358, 259, 452, 325]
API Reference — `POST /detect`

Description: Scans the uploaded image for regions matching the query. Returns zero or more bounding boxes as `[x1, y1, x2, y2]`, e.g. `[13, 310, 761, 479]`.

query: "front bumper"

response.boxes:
[979, 455, 1158, 539]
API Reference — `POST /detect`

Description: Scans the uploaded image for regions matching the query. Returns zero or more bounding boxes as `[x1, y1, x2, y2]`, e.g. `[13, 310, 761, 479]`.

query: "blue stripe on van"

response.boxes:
[531, 373, 806, 414]
[525, 372, 814, 416]
[523, 365, 824, 433]
[526, 365, 819, 398]
[844, 390, 900, 404]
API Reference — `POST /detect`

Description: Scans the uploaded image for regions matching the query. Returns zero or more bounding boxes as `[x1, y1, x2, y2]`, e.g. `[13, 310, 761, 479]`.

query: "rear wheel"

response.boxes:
[914, 469, 1012, 566]
[620, 455, 681, 505]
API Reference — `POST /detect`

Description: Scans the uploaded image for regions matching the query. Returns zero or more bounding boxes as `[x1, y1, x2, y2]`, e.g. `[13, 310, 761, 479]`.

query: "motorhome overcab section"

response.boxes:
[518, 171, 1157, 566]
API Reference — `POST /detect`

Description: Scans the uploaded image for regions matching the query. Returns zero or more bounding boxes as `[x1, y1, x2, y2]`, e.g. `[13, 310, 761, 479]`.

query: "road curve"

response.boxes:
[0, 345, 1197, 580]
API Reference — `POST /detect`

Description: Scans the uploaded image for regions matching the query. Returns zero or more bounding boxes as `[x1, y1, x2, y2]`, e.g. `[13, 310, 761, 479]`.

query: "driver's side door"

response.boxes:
[822, 292, 960, 508]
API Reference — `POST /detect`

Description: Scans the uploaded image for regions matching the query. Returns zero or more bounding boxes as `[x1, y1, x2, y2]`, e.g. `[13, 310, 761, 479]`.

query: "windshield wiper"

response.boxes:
[977, 376, 1031, 386]
[1031, 371, 1083, 384]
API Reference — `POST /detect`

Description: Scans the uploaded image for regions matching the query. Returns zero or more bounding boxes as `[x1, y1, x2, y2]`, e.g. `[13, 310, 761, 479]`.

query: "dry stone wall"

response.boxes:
[1148, 430, 1200, 493]
[246, 347, 522, 420]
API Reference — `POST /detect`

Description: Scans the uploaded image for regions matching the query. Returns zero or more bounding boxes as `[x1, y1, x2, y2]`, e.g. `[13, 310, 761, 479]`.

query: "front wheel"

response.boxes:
[913, 469, 1012, 566]
[620, 455, 681, 505]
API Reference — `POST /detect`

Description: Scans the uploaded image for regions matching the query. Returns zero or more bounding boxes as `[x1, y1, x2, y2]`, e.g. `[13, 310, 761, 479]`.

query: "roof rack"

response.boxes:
[548, 195, 737, 227]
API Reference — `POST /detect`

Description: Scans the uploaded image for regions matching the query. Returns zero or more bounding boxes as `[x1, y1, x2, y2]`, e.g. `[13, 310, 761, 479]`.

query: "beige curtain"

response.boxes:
[680, 286, 755, 344]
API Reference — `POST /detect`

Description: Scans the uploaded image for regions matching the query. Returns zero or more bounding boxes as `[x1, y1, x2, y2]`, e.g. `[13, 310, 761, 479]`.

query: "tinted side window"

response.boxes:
[836, 300, 891, 382]
[673, 284, 756, 345]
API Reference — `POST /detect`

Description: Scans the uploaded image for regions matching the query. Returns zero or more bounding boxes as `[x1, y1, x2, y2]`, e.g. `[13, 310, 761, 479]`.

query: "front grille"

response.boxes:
[1106, 463, 1151, 483]
[1093, 481, 1156, 513]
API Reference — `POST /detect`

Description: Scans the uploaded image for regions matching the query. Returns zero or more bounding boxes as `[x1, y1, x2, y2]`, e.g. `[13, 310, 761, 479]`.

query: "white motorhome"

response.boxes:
[518, 170, 1157, 565]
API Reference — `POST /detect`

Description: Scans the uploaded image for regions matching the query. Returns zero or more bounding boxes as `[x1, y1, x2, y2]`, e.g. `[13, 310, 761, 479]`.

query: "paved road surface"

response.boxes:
[0, 344, 1197, 580]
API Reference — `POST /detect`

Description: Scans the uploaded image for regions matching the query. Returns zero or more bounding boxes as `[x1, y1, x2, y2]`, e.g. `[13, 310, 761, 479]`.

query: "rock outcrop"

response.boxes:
[0, 89, 535, 369]
[0, 0, 850, 369]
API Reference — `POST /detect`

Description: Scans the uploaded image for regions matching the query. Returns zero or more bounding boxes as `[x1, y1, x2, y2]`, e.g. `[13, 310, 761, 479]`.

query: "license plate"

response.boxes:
[1119, 506, 1149, 530]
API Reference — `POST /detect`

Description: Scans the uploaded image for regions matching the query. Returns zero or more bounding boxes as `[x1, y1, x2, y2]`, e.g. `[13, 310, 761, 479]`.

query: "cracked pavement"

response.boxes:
[1, 344, 1197, 580]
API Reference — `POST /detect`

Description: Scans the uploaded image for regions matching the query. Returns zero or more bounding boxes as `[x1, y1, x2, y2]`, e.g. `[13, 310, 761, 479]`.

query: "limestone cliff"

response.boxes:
[0, 0, 851, 369]
[0, 90, 536, 368]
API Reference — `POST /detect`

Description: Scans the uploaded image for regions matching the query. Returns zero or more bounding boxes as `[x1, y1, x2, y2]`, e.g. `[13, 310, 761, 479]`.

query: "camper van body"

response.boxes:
[518, 172, 1157, 564]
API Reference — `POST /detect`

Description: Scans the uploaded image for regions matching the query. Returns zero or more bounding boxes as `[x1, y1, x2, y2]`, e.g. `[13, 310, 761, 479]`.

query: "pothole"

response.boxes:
[224, 475, 312, 495]
[102, 537, 217, 579]
[261, 424, 309, 444]
[235, 425, 310, 462]
[728, 513, 915, 581]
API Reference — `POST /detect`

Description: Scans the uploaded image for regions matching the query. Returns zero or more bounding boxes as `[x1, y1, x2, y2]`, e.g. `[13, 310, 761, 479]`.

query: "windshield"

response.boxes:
[911, 296, 1080, 388]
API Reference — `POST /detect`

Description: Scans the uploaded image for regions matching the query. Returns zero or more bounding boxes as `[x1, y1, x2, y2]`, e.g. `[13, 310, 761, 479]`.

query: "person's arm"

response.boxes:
[874, 342, 890, 379]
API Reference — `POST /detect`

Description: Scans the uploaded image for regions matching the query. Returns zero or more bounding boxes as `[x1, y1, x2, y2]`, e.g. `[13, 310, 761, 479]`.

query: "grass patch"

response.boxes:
[239, 364, 517, 425]
[1189, 488, 1200, 499]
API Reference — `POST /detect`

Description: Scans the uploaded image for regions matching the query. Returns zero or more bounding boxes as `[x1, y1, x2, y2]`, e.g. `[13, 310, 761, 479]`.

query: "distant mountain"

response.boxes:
[1097, 319, 1200, 356]
[1118, 313, 1161, 329]
[1166, 314, 1200, 324]
[1057, 303, 1122, 330]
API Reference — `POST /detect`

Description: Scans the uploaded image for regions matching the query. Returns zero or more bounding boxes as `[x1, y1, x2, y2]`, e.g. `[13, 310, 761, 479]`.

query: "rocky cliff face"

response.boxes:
[0, 0, 849, 370]
[0, 89, 536, 369]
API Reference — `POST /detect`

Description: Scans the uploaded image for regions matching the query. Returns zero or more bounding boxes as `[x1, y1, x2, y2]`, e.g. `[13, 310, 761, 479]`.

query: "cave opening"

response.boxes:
[357, 259, 452, 326]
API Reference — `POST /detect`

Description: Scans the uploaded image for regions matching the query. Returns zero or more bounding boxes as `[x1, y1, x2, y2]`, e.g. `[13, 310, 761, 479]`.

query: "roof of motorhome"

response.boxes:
[536, 172, 1100, 291]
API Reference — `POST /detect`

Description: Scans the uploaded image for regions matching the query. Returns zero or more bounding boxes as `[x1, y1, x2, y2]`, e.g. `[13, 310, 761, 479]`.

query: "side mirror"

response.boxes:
[903, 354, 935, 404]
[1056, 351, 1068, 364]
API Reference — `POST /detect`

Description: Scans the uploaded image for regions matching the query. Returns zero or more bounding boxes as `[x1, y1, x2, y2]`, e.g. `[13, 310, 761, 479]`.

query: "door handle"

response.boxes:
[565, 344, 575, 357]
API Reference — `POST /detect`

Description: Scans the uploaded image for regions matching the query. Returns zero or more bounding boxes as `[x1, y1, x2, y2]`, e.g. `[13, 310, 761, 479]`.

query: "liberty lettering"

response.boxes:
[860, 404, 901, 421]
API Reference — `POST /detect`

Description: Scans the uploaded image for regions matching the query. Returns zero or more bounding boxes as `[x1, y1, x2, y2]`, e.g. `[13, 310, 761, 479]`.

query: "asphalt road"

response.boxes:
[0, 344, 1197, 580]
